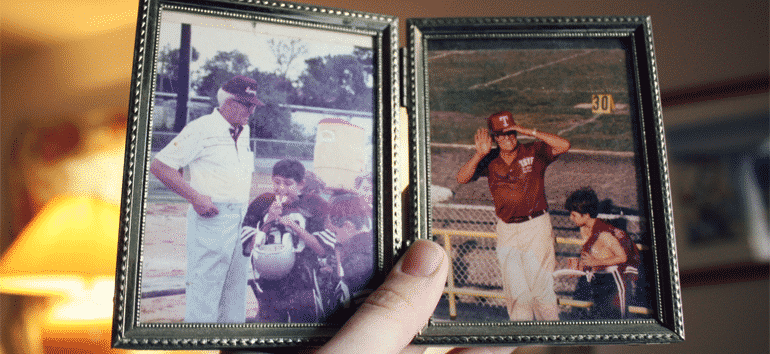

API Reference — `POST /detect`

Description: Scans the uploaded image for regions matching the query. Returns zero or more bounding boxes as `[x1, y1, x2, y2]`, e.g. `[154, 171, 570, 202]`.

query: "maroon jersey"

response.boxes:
[472, 141, 558, 222]
[581, 219, 640, 273]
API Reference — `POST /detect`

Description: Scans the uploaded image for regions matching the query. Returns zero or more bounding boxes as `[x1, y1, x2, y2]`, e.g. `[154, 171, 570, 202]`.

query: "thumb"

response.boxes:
[318, 239, 449, 354]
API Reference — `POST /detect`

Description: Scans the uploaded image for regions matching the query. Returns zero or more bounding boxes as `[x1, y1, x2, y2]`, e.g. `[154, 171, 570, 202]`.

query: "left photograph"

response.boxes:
[142, 9, 376, 325]
[113, 1, 398, 348]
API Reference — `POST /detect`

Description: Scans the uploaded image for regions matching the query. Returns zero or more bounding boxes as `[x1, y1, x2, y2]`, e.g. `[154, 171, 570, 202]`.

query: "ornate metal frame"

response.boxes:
[406, 16, 684, 346]
[112, 0, 399, 349]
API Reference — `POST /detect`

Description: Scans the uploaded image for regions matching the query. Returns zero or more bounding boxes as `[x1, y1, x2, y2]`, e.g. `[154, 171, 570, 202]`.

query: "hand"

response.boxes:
[264, 197, 285, 225]
[511, 124, 529, 135]
[227, 240, 516, 354]
[474, 128, 493, 156]
[191, 194, 218, 217]
[279, 213, 305, 230]
[580, 252, 596, 267]
[319, 240, 517, 354]
[241, 226, 265, 256]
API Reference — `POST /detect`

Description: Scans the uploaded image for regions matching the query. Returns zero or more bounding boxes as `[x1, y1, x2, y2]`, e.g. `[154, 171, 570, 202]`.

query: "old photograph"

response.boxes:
[140, 9, 377, 325]
[425, 44, 653, 323]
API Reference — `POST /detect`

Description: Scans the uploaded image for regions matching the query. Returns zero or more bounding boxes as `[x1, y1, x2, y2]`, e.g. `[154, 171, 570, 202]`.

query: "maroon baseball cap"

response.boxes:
[222, 75, 264, 106]
[487, 111, 516, 134]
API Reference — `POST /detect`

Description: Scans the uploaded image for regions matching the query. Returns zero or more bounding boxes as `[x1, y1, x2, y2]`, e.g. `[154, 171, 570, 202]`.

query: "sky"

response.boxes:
[158, 9, 374, 82]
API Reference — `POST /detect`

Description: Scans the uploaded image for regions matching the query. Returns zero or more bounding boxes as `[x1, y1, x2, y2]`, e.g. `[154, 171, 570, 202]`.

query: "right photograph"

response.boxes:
[428, 46, 650, 323]
[407, 16, 682, 346]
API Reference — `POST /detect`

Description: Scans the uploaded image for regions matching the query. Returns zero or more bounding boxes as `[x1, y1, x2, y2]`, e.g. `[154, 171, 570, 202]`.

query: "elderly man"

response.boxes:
[150, 75, 263, 323]
[457, 111, 571, 321]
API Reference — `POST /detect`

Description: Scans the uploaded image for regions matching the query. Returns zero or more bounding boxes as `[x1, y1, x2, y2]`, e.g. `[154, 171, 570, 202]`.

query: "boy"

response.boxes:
[240, 159, 328, 322]
[312, 192, 375, 322]
[564, 187, 640, 319]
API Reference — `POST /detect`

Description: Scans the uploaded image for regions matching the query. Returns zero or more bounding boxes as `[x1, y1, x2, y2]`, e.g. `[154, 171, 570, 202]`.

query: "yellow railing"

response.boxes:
[432, 228, 650, 319]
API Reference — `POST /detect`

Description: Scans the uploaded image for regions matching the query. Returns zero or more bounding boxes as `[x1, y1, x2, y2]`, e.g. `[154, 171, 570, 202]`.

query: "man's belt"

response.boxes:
[508, 209, 547, 223]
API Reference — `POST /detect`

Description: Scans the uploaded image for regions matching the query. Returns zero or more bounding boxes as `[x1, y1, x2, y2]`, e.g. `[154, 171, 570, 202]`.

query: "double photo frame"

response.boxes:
[112, 0, 683, 349]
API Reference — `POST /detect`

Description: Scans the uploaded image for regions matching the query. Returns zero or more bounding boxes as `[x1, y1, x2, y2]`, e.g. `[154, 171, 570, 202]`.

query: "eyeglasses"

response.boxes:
[234, 100, 257, 109]
[492, 130, 517, 137]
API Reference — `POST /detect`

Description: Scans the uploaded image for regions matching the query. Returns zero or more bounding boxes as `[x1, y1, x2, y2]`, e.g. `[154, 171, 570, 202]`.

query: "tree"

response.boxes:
[156, 44, 199, 92]
[247, 70, 306, 141]
[292, 47, 374, 112]
[267, 38, 308, 79]
[191, 49, 308, 141]
[194, 50, 252, 99]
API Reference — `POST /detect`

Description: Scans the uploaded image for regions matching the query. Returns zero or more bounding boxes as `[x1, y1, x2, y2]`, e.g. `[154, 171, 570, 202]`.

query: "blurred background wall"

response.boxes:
[1, 0, 767, 353]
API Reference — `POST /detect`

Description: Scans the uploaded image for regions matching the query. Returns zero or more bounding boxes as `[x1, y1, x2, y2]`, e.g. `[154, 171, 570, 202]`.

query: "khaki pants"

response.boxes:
[185, 203, 248, 323]
[495, 213, 559, 321]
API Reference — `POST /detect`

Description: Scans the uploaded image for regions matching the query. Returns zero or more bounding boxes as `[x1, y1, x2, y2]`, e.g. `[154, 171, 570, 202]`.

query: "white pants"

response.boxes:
[495, 213, 559, 321]
[185, 203, 248, 323]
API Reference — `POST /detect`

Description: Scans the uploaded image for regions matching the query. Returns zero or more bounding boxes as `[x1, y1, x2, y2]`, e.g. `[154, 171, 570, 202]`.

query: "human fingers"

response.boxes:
[475, 129, 492, 153]
[446, 347, 517, 354]
[474, 128, 489, 143]
[317, 239, 449, 354]
[511, 123, 525, 132]
[196, 202, 219, 217]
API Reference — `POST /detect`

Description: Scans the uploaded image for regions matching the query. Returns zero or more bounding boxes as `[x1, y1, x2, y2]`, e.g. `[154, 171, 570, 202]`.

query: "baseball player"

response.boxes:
[309, 192, 375, 323]
[457, 111, 570, 321]
[565, 187, 640, 319]
[150, 75, 263, 323]
[240, 159, 329, 323]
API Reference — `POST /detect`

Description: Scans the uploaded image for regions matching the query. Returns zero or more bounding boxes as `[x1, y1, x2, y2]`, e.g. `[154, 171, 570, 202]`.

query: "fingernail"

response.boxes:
[400, 240, 445, 277]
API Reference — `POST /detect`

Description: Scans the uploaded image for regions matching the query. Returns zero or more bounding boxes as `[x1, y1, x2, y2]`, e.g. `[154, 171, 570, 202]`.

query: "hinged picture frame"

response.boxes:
[113, 5, 683, 349]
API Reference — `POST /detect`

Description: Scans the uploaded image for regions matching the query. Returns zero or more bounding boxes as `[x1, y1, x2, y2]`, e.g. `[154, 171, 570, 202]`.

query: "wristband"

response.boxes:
[532, 128, 537, 137]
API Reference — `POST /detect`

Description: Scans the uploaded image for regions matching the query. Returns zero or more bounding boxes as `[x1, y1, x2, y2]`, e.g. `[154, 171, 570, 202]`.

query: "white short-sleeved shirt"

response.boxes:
[154, 109, 254, 204]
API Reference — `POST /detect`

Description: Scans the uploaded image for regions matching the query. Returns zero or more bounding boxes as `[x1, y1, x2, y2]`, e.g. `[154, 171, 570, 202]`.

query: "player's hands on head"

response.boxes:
[474, 128, 493, 156]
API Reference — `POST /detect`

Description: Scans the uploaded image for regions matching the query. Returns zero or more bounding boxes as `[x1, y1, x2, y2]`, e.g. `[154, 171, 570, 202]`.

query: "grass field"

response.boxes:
[426, 49, 634, 152]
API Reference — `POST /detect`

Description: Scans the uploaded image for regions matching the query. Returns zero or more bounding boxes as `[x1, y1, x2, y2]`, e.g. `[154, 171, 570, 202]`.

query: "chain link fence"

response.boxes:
[431, 203, 648, 322]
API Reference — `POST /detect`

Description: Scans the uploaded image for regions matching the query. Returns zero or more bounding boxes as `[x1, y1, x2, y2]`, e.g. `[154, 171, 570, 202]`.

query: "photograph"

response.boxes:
[113, 0, 398, 349]
[666, 111, 769, 272]
[407, 16, 683, 346]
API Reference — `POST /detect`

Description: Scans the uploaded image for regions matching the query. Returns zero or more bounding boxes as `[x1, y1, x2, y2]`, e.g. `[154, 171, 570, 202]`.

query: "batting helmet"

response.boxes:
[487, 111, 516, 135]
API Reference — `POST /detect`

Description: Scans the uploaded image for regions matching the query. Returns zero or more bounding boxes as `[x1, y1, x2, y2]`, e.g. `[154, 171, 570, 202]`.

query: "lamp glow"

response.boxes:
[0, 196, 120, 327]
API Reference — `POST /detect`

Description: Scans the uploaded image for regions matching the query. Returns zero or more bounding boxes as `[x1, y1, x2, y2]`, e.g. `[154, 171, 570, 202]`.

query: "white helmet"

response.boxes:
[251, 217, 306, 281]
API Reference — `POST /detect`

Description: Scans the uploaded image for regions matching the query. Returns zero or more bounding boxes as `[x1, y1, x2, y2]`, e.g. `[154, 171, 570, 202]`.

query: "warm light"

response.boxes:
[1, 1, 137, 40]
[0, 195, 120, 323]
[0, 196, 122, 351]
[45, 277, 115, 326]
[0, 196, 120, 279]
[0, 275, 86, 298]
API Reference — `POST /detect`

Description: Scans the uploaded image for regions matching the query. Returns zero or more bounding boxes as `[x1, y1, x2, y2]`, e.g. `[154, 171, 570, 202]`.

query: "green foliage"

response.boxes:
[190, 50, 305, 141]
[156, 44, 199, 93]
[194, 50, 252, 99]
[267, 38, 308, 78]
[293, 47, 373, 112]
[165, 46, 374, 142]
